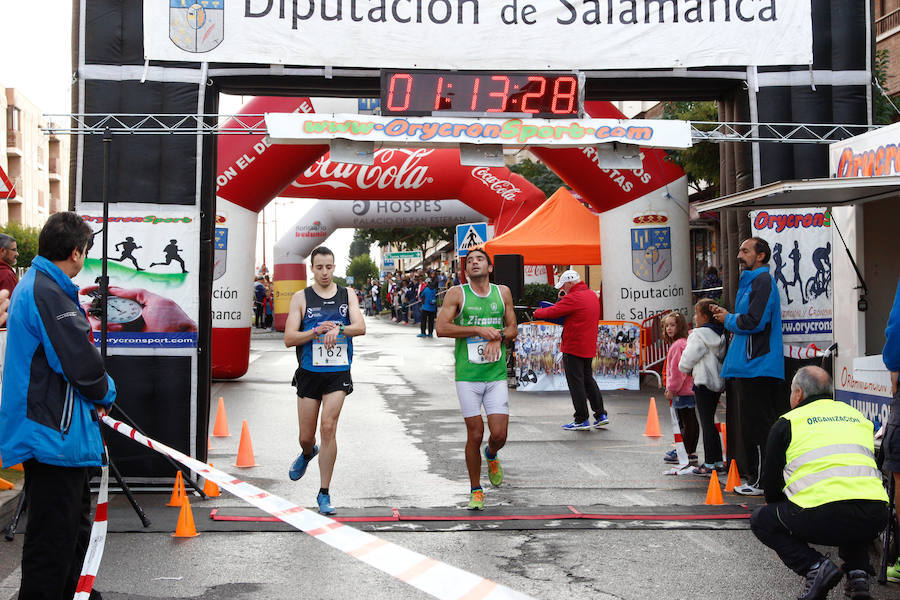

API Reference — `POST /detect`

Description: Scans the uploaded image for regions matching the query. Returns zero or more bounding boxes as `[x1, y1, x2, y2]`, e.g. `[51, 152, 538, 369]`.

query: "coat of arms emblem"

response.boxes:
[170, 0, 224, 54]
[631, 227, 672, 283]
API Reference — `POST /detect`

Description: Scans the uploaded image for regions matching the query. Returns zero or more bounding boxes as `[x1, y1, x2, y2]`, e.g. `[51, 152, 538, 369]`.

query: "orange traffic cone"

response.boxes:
[725, 459, 741, 493]
[9, 463, 23, 471]
[172, 495, 199, 538]
[0, 478, 13, 491]
[705, 471, 724, 505]
[203, 463, 220, 498]
[234, 420, 256, 468]
[643, 397, 662, 438]
[167, 471, 186, 507]
[212, 397, 230, 437]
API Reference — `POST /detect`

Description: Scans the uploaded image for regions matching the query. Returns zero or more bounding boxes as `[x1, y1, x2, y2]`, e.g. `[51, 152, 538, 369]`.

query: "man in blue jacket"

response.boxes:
[884, 276, 900, 582]
[0, 211, 116, 599]
[713, 237, 784, 496]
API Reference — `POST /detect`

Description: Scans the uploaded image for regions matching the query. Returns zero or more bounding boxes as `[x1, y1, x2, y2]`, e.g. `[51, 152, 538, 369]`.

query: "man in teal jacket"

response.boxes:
[0, 211, 116, 599]
[713, 237, 784, 496]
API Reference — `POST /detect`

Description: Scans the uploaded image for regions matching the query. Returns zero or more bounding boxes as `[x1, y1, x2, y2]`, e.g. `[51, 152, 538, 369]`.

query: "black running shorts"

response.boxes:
[292, 368, 353, 400]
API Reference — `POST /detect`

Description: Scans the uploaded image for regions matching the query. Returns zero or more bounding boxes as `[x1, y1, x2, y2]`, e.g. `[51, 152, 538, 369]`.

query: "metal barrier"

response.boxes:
[639, 310, 671, 388]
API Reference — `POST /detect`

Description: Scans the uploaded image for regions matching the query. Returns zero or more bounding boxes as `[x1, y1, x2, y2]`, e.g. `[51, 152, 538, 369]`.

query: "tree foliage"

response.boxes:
[874, 49, 898, 125]
[509, 159, 565, 198]
[348, 229, 370, 259]
[0, 222, 40, 269]
[661, 101, 720, 192]
[356, 226, 455, 268]
[346, 253, 379, 285]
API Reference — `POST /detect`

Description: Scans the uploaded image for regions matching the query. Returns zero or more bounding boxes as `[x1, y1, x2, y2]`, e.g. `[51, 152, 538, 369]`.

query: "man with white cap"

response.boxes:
[534, 270, 607, 430]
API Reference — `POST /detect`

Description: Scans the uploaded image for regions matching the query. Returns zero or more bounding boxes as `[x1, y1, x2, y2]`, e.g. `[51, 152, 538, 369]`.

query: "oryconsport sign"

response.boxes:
[146, 1, 812, 70]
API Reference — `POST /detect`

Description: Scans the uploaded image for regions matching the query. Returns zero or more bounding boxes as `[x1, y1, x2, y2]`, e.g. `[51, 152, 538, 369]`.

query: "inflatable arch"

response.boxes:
[533, 101, 692, 322]
[213, 102, 545, 379]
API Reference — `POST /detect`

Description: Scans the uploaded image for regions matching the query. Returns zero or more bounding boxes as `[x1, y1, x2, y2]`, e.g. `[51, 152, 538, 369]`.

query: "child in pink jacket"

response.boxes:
[662, 311, 698, 464]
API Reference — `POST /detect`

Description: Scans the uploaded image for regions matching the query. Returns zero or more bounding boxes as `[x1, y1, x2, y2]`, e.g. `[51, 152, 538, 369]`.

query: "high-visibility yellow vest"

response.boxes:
[783, 399, 887, 508]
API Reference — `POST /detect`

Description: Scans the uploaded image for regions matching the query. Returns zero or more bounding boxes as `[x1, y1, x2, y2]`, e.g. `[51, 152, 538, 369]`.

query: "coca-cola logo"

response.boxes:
[470, 168, 522, 202]
[293, 149, 435, 192]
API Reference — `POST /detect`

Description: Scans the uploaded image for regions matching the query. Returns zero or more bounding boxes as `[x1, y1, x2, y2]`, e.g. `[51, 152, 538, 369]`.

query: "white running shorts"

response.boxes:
[455, 380, 510, 418]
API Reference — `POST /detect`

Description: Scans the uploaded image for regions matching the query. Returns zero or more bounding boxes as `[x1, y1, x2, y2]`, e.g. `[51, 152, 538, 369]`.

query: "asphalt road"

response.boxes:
[0, 314, 896, 599]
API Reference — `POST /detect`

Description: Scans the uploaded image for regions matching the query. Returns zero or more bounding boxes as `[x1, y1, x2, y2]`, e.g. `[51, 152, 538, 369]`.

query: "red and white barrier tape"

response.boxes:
[74, 464, 109, 599]
[101, 416, 535, 600]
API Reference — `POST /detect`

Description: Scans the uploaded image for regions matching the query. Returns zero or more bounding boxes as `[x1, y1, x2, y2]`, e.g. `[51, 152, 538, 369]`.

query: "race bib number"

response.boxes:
[312, 335, 349, 366]
[467, 336, 499, 364]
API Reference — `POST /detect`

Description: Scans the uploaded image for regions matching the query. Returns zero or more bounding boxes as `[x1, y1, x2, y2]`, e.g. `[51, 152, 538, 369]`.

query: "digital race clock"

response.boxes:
[380, 71, 582, 119]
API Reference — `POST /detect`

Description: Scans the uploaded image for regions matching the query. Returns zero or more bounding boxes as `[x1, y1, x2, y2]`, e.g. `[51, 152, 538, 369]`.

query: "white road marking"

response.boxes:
[579, 462, 608, 478]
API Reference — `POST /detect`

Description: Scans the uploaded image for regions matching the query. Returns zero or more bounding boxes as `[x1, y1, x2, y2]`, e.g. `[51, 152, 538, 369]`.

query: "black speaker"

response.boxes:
[493, 254, 525, 301]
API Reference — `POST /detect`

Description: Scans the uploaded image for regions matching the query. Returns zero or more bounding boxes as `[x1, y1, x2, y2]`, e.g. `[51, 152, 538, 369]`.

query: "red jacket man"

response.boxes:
[533, 270, 607, 430]
[0, 233, 19, 297]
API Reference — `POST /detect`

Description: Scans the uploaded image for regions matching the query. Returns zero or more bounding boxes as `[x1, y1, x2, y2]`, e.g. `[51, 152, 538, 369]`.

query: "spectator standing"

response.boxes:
[253, 276, 266, 328]
[679, 298, 727, 475]
[700, 265, 722, 300]
[0, 212, 117, 599]
[0, 233, 19, 297]
[883, 276, 900, 582]
[750, 366, 887, 600]
[533, 270, 608, 431]
[713, 237, 785, 496]
[371, 280, 381, 313]
[438, 271, 447, 291]
[417, 278, 438, 337]
[661, 311, 699, 464]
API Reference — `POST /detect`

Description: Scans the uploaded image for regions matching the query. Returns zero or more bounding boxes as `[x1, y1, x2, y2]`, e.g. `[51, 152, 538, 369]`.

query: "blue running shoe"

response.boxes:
[663, 449, 678, 464]
[317, 492, 336, 515]
[594, 413, 610, 428]
[289, 445, 319, 481]
[561, 420, 592, 431]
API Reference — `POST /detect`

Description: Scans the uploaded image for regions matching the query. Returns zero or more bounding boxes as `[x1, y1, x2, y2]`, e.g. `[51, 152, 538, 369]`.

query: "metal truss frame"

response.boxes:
[42, 114, 877, 144]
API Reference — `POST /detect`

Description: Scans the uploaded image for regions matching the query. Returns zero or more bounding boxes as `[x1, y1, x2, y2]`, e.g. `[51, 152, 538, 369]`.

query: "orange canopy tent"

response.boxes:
[479, 187, 601, 265]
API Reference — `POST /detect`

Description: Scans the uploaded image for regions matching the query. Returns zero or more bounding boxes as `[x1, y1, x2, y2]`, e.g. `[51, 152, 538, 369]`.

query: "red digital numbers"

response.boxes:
[520, 76, 547, 114]
[387, 73, 413, 112]
[486, 76, 511, 112]
[381, 71, 579, 118]
[551, 76, 577, 114]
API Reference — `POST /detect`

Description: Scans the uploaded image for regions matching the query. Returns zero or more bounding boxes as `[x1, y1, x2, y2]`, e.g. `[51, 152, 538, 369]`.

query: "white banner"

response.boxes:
[514, 321, 640, 392]
[145, 1, 811, 70]
[830, 120, 900, 178]
[750, 208, 832, 343]
[266, 113, 692, 148]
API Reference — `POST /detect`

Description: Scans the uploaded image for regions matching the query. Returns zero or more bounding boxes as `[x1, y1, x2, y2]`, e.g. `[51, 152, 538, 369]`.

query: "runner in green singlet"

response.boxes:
[436, 249, 517, 510]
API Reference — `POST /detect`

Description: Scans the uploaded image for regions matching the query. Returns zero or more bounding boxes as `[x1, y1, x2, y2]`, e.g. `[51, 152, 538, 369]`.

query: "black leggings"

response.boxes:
[694, 385, 723, 465]
[420, 310, 435, 335]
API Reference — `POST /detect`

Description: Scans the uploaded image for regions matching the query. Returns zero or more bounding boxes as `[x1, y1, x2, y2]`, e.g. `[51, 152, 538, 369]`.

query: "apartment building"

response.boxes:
[877, 1, 900, 97]
[2, 86, 69, 227]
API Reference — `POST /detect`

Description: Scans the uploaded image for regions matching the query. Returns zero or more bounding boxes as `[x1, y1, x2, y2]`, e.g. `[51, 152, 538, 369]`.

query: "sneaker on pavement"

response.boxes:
[317, 492, 336, 515]
[594, 413, 610, 428]
[416, 333, 427, 337]
[663, 449, 679, 464]
[733, 482, 764, 496]
[289, 445, 319, 481]
[797, 556, 841, 600]
[484, 447, 503, 487]
[562, 420, 592, 431]
[886, 558, 900, 583]
[843, 569, 871, 600]
[468, 489, 485, 510]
